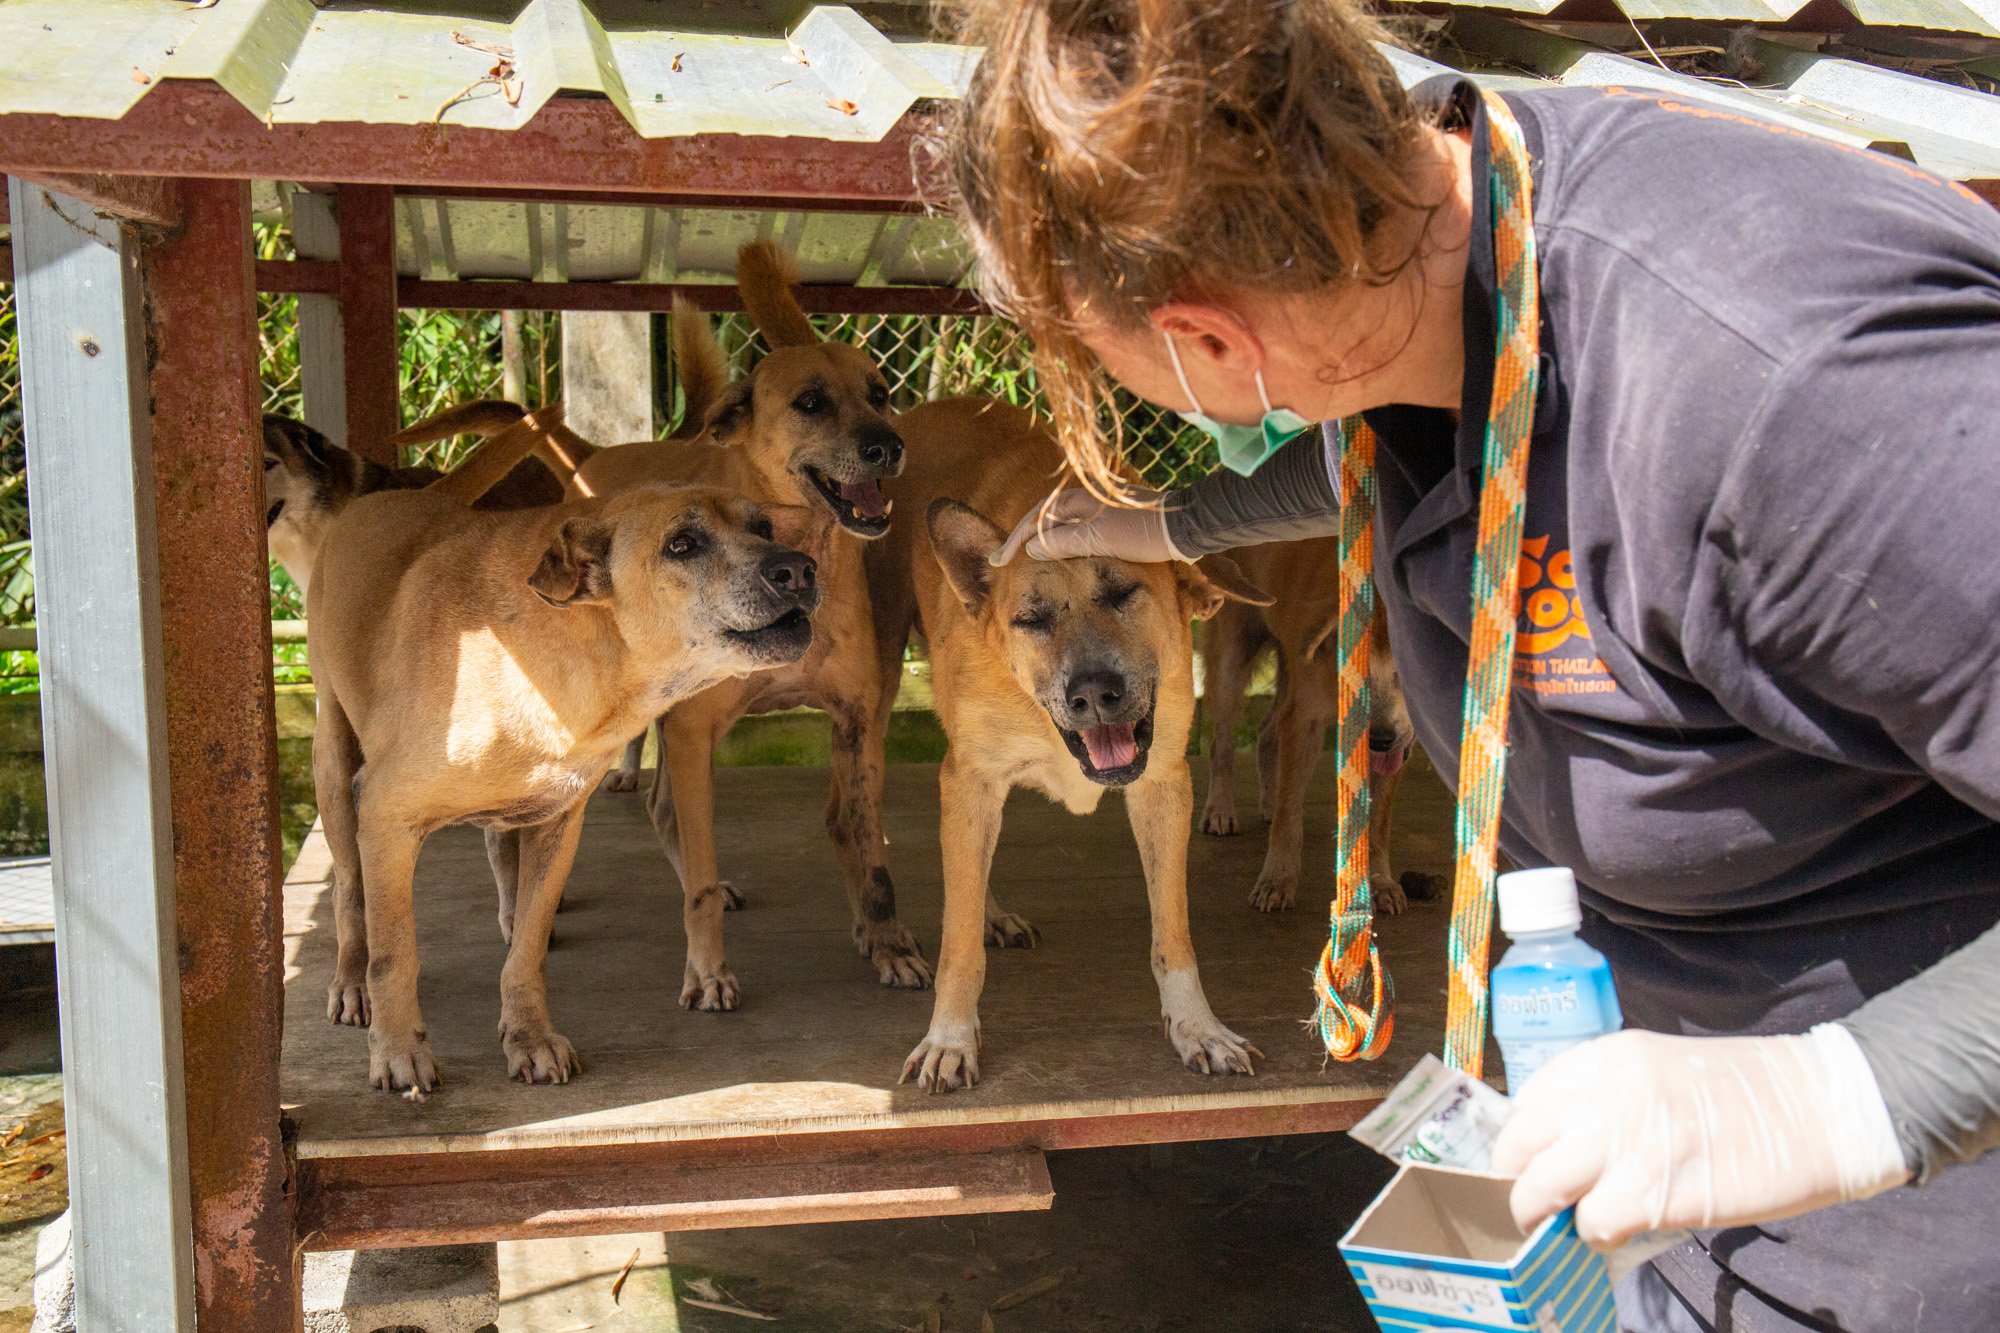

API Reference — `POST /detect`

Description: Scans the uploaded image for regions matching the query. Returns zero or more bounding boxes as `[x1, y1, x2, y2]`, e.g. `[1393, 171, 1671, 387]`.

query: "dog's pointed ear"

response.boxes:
[703, 374, 756, 445]
[529, 516, 614, 607]
[263, 415, 332, 471]
[761, 502, 832, 566]
[927, 498, 1005, 618]
[1175, 554, 1273, 622]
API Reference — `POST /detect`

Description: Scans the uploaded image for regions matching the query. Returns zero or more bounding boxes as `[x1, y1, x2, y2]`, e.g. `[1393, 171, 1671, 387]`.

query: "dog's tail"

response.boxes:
[736, 239, 819, 349]
[423, 404, 575, 507]
[670, 296, 730, 438]
[397, 398, 601, 494]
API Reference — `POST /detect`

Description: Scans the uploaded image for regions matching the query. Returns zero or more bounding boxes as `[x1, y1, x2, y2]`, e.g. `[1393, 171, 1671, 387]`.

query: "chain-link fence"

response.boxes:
[0, 254, 1214, 687]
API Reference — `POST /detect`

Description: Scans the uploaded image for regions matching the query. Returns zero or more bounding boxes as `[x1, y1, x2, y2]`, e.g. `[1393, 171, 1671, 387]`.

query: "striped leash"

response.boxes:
[1314, 90, 1541, 1080]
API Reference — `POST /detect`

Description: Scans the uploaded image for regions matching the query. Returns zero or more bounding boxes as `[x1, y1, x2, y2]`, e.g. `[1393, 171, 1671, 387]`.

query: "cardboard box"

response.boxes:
[1339, 1164, 1616, 1332]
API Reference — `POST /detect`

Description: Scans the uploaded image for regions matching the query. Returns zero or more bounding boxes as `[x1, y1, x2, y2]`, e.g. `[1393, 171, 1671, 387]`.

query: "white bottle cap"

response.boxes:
[1497, 866, 1582, 936]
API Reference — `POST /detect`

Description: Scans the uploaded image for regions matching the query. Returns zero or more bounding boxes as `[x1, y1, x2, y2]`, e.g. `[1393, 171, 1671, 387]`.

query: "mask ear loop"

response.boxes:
[1161, 329, 1207, 418]
[1253, 369, 1278, 416]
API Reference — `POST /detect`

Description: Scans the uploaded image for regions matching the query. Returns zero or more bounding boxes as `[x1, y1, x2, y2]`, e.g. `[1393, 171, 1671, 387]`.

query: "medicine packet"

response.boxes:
[1350, 1054, 1512, 1171]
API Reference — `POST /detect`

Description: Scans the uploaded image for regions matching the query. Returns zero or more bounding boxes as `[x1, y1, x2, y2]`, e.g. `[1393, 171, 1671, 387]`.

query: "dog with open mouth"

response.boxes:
[308, 467, 821, 1095]
[1199, 534, 1443, 915]
[863, 395, 1273, 1091]
[446, 242, 926, 1011]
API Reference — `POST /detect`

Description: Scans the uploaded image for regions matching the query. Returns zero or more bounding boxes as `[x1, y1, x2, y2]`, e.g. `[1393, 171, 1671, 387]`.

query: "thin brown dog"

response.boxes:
[308, 451, 821, 1093]
[1199, 538, 1439, 913]
[866, 396, 1272, 1091]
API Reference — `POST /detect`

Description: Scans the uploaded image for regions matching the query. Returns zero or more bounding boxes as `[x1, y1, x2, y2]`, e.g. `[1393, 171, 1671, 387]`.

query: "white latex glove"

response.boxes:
[990, 486, 1188, 565]
[1492, 1026, 1911, 1249]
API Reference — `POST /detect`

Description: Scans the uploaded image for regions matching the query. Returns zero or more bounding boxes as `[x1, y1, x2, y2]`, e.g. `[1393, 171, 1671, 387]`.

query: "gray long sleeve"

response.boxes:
[1163, 427, 1340, 558]
[1840, 920, 2000, 1185]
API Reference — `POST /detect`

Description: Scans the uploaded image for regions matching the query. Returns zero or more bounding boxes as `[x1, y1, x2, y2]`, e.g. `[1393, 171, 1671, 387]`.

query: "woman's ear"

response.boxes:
[1149, 302, 1264, 379]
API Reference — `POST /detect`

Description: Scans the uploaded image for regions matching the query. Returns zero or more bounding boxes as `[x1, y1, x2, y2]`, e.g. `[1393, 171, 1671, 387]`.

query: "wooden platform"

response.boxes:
[281, 758, 1457, 1248]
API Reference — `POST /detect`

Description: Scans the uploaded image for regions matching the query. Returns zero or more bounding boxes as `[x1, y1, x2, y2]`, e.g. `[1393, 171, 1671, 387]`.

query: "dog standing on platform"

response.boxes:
[308, 410, 822, 1093]
[867, 396, 1272, 1091]
[1199, 537, 1440, 915]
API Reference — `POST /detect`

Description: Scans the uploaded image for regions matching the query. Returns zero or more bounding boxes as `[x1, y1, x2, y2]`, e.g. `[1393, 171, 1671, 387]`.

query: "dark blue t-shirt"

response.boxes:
[1369, 80, 2000, 1330]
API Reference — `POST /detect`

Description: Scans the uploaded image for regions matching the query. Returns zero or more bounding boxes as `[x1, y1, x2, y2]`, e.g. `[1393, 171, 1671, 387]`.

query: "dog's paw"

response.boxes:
[1166, 1013, 1260, 1077]
[1248, 871, 1298, 913]
[985, 911, 1040, 949]
[1371, 873, 1409, 917]
[899, 1025, 981, 1093]
[719, 880, 746, 912]
[1399, 869, 1446, 904]
[602, 768, 640, 793]
[368, 1029, 441, 1094]
[327, 978, 370, 1027]
[502, 1022, 582, 1085]
[856, 923, 933, 989]
[1199, 802, 1239, 836]
[680, 965, 741, 1013]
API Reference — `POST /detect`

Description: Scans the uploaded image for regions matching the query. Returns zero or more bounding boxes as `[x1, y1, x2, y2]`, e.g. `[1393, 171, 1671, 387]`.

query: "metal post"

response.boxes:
[334, 183, 399, 462]
[145, 178, 301, 1332]
[9, 178, 196, 1331]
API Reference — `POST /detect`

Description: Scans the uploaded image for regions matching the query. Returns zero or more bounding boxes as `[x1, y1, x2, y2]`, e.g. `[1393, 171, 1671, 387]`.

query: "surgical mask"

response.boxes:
[1162, 330, 1314, 476]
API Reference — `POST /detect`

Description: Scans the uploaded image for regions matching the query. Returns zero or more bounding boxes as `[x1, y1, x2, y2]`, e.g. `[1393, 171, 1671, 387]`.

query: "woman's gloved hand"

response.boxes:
[1493, 1026, 1911, 1249]
[990, 486, 1189, 565]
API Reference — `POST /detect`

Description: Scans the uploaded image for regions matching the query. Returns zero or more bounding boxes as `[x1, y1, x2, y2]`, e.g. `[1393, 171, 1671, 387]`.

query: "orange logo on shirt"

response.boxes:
[1516, 535, 1592, 654]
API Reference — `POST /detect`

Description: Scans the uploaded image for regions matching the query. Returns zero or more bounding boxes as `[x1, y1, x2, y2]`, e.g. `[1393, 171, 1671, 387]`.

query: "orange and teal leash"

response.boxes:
[1314, 90, 1541, 1081]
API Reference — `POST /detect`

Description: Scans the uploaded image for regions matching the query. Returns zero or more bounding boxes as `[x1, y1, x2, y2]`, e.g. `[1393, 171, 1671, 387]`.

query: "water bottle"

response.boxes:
[1490, 866, 1622, 1091]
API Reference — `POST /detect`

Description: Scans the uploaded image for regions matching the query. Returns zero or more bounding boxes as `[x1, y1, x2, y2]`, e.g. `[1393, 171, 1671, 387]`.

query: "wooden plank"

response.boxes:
[143, 178, 299, 1333]
[10, 172, 183, 227]
[300, 1148, 1053, 1251]
[289, 191, 348, 450]
[0, 84, 940, 204]
[9, 177, 195, 1331]
[280, 760, 1458, 1163]
[335, 185, 398, 462]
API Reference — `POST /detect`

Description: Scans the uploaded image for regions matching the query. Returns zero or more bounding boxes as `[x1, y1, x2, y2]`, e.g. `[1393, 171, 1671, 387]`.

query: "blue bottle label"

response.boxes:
[1492, 960, 1615, 1089]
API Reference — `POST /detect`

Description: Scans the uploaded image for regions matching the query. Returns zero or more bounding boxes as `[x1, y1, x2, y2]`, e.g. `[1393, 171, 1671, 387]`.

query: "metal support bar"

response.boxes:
[11, 171, 184, 227]
[391, 277, 986, 316]
[335, 184, 399, 463]
[9, 177, 195, 1332]
[144, 177, 300, 1333]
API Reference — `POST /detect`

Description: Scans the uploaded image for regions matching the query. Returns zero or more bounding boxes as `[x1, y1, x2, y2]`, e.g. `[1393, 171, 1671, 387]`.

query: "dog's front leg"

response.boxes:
[901, 757, 1005, 1092]
[314, 691, 370, 1027]
[655, 708, 740, 1012]
[1250, 679, 1328, 913]
[826, 693, 931, 989]
[1126, 761, 1258, 1076]
[497, 800, 587, 1084]
[354, 795, 438, 1093]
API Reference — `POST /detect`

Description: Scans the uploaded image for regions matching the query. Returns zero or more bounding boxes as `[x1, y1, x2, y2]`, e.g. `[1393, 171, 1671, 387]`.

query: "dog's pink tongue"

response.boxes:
[1082, 722, 1138, 771]
[1369, 745, 1407, 777]
[839, 480, 889, 520]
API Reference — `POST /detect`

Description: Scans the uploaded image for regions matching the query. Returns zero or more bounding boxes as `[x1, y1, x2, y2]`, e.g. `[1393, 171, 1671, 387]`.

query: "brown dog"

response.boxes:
[867, 396, 1272, 1090]
[450, 244, 921, 1010]
[262, 410, 563, 597]
[1199, 537, 1438, 914]
[308, 447, 821, 1093]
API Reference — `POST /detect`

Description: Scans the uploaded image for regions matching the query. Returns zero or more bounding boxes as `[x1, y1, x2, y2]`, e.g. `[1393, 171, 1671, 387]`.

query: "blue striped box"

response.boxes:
[1340, 1164, 1616, 1333]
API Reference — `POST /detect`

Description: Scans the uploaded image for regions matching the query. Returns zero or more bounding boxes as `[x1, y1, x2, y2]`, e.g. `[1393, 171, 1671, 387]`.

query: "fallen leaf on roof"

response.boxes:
[26, 1164, 51, 1183]
[786, 42, 810, 67]
[826, 98, 859, 116]
[762, 79, 792, 93]
[609, 1246, 640, 1305]
[449, 30, 514, 60]
[671, 52, 684, 73]
[130, 67, 152, 85]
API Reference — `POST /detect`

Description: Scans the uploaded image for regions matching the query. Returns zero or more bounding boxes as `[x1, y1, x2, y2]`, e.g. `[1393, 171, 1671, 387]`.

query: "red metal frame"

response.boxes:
[0, 85, 940, 205]
[143, 178, 300, 1329]
[336, 185, 401, 463]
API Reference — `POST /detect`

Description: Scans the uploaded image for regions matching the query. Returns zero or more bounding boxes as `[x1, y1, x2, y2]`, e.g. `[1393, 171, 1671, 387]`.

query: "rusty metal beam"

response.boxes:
[393, 184, 934, 215]
[294, 1096, 1379, 1250]
[0, 84, 938, 205]
[254, 257, 338, 296]
[335, 185, 399, 464]
[143, 177, 299, 1333]
[12, 172, 183, 228]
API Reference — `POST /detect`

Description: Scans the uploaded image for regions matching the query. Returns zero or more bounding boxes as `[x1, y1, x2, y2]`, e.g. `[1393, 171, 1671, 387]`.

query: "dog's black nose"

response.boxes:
[858, 429, 904, 472]
[1064, 669, 1126, 722]
[759, 548, 817, 600]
